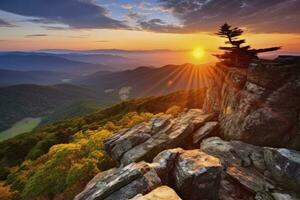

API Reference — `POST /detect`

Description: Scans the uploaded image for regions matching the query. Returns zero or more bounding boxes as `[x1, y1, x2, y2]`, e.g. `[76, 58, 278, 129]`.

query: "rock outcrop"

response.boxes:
[203, 57, 300, 149]
[104, 109, 215, 166]
[77, 136, 300, 200]
[200, 137, 300, 200]
[76, 57, 300, 200]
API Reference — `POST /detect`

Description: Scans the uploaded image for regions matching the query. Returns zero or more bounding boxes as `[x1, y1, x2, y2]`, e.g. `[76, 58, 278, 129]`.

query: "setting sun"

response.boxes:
[192, 48, 205, 59]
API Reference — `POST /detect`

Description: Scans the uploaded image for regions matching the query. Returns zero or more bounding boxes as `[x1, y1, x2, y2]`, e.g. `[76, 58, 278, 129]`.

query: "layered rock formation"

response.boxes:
[203, 57, 300, 149]
[104, 109, 216, 166]
[75, 57, 300, 200]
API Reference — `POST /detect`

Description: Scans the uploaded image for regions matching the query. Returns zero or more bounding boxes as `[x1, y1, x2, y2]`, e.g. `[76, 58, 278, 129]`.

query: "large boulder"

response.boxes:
[264, 147, 300, 190]
[151, 148, 184, 185]
[173, 149, 222, 200]
[200, 137, 266, 171]
[104, 109, 215, 166]
[130, 186, 182, 200]
[74, 162, 161, 200]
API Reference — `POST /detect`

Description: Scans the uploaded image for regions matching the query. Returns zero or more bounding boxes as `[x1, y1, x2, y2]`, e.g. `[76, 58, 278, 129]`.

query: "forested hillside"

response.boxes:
[0, 89, 205, 200]
[0, 84, 100, 132]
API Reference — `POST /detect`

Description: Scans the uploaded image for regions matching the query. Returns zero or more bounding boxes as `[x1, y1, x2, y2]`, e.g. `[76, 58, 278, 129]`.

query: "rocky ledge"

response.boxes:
[75, 112, 300, 200]
[75, 57, 300, 200]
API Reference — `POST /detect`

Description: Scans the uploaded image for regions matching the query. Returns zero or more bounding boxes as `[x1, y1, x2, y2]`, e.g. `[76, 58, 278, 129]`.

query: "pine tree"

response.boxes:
[215, 23, 280, 67]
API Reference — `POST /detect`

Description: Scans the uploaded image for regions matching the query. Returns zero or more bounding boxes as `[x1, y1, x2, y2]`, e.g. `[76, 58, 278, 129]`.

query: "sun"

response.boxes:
[192, 48, 205, 59]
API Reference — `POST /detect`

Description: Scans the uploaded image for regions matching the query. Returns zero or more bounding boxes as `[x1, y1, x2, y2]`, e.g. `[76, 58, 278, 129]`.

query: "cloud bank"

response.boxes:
[0, 0, 129, 29]
[159, 0, 300, 33]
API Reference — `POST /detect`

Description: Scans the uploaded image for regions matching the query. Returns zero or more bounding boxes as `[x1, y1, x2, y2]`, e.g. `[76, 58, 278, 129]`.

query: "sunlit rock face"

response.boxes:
[104, 109, 215, 166]
[203, 57, 300, 149]
[130, 186, 182, 200]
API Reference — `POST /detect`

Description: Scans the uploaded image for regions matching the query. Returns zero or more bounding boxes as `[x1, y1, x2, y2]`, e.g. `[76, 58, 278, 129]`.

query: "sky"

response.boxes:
[0, 0, 299, 56]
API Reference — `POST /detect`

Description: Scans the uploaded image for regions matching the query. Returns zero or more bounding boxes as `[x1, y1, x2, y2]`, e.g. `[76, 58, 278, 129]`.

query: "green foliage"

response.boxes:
[165, 105, 183, 116]
[0, 84, 99, 132]
[0, 90, 206, 200]
[40, 100, 101, 125]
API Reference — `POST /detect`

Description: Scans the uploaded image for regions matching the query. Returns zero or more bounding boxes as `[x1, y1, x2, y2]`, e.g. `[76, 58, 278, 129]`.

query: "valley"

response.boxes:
[0, 117, 42, 141]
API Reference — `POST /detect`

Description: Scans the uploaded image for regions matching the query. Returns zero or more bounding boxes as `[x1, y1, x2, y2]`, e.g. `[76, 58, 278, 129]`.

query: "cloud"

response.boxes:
[119, 86, 132, 101]
[41, 26, 69, 31]
[159, 0, 300, 33]
[138, 18, 183, 33]
[0, 18, 15, 27]
[127, 12, 143, 21]
[0, 0, 129, 29]
[122, 3, 134, 10]
[26, 34, 48, 37]
[138, 2, 171, 12]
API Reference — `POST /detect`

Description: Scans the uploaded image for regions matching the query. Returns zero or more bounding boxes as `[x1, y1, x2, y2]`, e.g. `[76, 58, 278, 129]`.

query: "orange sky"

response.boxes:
[1, 28, 299, 65]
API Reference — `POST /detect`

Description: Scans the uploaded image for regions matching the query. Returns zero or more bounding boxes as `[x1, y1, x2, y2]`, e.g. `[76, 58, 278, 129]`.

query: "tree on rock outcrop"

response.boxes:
[215, 23, 280, 67]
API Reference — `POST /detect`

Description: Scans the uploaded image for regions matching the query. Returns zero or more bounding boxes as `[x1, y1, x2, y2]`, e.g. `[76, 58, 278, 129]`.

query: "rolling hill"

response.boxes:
[0, 69, 75, 86]
[76, 63, 213, 97]
[0, 52, 109, 74]
[0, 84, 100, 132]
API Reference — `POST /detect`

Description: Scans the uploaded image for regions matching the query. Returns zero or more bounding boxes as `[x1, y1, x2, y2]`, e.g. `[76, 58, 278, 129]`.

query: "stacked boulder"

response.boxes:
[75, 110, 300, 200]
[104, 109, 216, 166]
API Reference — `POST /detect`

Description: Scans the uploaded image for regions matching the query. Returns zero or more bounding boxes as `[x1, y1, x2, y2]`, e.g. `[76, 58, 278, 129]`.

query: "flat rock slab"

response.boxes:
[130, 186, 182, 200]
[74, 161, 161, 200]
[192, 121, 218, 145]
[264, 147, 300, 189]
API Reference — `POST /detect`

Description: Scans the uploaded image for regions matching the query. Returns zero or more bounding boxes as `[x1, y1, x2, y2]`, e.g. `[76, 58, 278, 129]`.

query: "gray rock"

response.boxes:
[226, 165, 275, 193]
[219, 172, 255, 200]
[264, 148, 300, 190]
[200, 137, 266, 171]
[74, 161, 161, 200]
[173, 149, 222, 200]
[192, 121, 218, 145]
[271, 192, 300, 200]
[151, 148, 184, 185]
[104, 115, 172, 162]
[130, 186, 182, 200]
[104, 109, 215, 166]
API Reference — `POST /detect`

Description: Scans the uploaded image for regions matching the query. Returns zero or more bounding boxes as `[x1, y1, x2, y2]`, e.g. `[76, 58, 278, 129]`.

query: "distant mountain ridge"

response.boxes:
[76, 63, 211, 97]
[0, 52, 110, 74]
[0, 69, 74, 86]
[37, 48, 188, 54]
[0, 63, 211, 134]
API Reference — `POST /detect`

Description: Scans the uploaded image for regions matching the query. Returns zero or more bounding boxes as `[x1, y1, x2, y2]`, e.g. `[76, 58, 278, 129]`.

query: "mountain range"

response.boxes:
[0, 52, 109, 74]
[0, 63, 211, 136]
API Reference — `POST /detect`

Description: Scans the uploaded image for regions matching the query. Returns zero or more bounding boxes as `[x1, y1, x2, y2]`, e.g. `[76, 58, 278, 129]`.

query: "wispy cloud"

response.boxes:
[0, 0, 129, 29]
[0, 18, 16, 27]
[121, 3, 134, 10]
[138, 18, 183, 33]
[26, 34, 48, 38]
